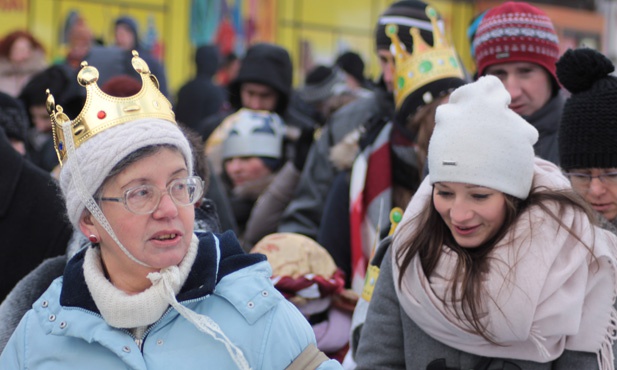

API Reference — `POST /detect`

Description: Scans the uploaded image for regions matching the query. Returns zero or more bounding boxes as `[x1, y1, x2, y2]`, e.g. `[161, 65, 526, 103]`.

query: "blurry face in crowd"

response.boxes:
[81, 148, 195, 291]
[224, 156, 272, 187]
[433, 182, 507, 248]
[240, 83, 278, 111]
[10, 37, 33, 64]
[484, 62, 552, 117]
[377, 49, 395, 93]
[30, 105, 52, 133]
[567, 168, 617, 221]
[115, 24, 136, 50]
[9, 138, 26, 155]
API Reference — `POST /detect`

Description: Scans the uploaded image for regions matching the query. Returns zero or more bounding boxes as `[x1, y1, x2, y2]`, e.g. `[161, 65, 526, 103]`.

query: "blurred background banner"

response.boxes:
[0, 0, 610, 95]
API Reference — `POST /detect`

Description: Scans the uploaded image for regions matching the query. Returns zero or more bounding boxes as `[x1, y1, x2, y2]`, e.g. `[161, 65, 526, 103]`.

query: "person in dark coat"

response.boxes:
[0, 125, 72, 302]
[114, 15, 169, 98]
[0, 91, 28, 155]
[201, 42, 316, 142]
[175, 45, 226, 135]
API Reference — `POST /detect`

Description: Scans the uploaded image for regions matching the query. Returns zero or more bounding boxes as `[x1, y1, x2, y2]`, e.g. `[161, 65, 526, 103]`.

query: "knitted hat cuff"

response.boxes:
[561, 153, 617, 171]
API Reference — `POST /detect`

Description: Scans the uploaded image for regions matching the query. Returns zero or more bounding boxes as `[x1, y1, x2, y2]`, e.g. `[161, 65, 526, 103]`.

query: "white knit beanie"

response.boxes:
[428, 75, 539, 199]
[59, 118, 193, 230]
[222, 109, 284, 160]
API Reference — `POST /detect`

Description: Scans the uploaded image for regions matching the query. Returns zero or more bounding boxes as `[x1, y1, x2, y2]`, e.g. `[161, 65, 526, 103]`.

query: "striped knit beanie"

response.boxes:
[473, 2, 560, 81]
[557, 48, 617, 171]
[375, 0, 438, 52]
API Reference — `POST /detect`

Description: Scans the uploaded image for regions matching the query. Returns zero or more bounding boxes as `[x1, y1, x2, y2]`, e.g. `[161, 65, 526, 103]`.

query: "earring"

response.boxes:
[89, 234, 99, 244]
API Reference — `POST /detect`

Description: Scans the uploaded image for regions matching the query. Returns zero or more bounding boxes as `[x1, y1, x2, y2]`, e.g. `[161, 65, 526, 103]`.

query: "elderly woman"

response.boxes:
[0, 52, 341, 370]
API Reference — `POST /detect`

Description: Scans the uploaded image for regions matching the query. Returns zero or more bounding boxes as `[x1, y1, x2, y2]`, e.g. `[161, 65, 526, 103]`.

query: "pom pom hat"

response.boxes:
[428, 75, 539, 199]
[557, 48, 617, 171]
[473, 2, 560, 81]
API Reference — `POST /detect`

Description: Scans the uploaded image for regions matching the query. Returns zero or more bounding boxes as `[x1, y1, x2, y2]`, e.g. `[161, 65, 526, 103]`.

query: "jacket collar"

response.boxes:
[60, 231, 265, 312]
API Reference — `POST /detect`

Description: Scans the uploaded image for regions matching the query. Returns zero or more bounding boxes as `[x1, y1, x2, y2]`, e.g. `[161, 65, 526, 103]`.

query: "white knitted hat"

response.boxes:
[428, 75, 538, 199]
[222, 109, 284, 160]
[59, 118, 193, 230]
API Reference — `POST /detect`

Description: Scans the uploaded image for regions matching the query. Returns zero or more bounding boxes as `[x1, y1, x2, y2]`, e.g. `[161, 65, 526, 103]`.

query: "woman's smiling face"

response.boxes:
[433, 182, 507, 248]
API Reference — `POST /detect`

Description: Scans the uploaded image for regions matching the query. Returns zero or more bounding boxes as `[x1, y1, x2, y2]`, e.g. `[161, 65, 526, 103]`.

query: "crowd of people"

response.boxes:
[1, 1, 617, 369]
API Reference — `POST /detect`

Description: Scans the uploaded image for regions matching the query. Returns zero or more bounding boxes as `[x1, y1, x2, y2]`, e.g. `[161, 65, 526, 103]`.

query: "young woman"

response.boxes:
[355, 76, 617, 370]
[0, 51, 341, 370]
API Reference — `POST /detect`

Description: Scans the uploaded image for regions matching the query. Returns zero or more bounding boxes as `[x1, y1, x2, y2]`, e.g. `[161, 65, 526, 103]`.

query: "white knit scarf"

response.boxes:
[84, 234, 199, 328]
[393, 159, 617, 369]
[84, 233, 252, 370]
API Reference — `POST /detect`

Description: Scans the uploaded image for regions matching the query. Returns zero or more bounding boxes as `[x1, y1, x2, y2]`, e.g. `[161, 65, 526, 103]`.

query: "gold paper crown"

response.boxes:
[386, 6, 465, 110]
[46, 50, 176, 166]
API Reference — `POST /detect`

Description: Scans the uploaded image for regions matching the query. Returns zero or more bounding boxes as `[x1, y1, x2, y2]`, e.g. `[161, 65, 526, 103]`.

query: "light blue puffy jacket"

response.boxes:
[0, 231, 342, 370]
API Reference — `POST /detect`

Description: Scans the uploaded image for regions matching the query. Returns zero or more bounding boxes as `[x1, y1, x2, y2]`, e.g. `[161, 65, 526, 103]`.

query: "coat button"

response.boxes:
[48, 314, 56, 322]
[247, 301, 255, 308]
[157, 339, 164, 346]
[122, 346, 131, 353]
[59, 322, 67, 329]
[41, 300, 48, 308]
[261, 290, 269, 297]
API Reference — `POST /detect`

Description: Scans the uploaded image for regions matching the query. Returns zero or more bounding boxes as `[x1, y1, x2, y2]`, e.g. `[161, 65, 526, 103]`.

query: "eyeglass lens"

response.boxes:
[125, 177, 203, 214]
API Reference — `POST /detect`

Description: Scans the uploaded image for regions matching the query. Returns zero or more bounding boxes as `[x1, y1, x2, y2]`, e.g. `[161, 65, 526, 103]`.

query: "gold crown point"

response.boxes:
[49, 50, 175, 167]
[385, 5, 465, 110]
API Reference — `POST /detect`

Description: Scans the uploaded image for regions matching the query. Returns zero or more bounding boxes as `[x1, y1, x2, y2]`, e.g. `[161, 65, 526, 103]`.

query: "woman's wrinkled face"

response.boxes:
[87, 148, 195, 275]
[433, 182, 507, 248]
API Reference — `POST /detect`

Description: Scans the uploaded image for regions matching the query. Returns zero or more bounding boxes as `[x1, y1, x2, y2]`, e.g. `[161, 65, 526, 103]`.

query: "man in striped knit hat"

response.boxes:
[472, 1, 562, 165]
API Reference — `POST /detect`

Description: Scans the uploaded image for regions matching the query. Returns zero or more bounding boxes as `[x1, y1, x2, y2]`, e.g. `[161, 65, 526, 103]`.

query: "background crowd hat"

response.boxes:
[222, 108, 284, 161]
[299, 65, 349, 104]
[335, 51, 366, 85]
[228, 43, 293, 115]
[385, 4, 467, 123]
[251, 233, 345, 312]
[473, 1, 560, 82]
[429, 75, 538, 199]
[375, 0, 439, 52]
[0, 92, 27, 143]
[557, 48, 617, 171]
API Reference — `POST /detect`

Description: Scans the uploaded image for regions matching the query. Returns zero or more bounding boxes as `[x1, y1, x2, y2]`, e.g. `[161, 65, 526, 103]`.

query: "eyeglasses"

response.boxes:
[564, 171, 617, 188]
[99, 176, 204, 215]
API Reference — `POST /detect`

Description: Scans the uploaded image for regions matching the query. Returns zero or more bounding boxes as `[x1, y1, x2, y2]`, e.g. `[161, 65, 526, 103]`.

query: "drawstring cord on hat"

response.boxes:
[147, 235, 251, 370]
[62, 121, 152, 268]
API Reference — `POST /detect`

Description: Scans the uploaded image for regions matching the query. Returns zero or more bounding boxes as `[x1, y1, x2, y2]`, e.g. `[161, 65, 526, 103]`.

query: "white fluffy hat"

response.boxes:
[59, 118, 193, 230]
[428, 75, 538, 199]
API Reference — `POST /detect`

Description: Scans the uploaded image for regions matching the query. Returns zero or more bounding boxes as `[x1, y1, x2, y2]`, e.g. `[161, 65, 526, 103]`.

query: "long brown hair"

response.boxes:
[395, 184, 596, 342]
